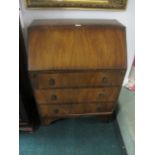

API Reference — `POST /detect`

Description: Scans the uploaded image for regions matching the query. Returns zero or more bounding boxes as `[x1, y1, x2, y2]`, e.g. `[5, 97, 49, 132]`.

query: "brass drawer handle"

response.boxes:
[102, 77, 108, 84]
[121, 70, 126, 75]
[49, 78, 55, 86]
[98, 93, 106, 99]
[32, 73, 37, 78]
[53, 109, 59, 114]
[96, 107, 103, 112]
[51, 95, 57, 100]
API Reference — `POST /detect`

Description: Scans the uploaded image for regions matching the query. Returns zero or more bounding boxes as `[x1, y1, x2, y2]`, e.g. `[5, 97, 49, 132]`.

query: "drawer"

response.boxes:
[37, 103, 113, 117]
[30, 70, 125, 89]
[34, 87, 119, 104]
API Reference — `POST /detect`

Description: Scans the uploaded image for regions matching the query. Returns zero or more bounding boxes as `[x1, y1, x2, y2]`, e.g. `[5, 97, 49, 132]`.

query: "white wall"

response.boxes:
[117, 88, 135, 155]
[19, 0, 135, 84]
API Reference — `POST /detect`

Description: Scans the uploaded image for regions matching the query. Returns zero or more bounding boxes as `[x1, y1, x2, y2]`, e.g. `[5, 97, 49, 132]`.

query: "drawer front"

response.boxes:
[30, 70, 125, 89]
[34, 87, 119, 104]
[37, 103, 113, 117]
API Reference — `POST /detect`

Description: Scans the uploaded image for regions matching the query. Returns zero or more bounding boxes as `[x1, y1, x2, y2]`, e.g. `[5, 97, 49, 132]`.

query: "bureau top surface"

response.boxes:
[28, 20, 127, 71]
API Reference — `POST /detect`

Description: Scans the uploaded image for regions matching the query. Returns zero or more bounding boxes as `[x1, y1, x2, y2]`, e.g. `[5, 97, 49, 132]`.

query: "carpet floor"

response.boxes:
[20, 117, 127, 155]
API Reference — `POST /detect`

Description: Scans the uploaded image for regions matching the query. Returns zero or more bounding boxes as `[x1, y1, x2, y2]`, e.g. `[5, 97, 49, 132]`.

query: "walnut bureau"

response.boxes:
[28, 20, 127, 125]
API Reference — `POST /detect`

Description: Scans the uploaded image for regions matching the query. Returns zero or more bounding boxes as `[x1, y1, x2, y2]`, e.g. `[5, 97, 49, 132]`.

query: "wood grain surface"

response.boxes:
[28, 20, 127, 125]
[28, 24, 127, 71]
[37, 103, 114, 118]
[34, 87, 119, 104]
[30, 70, 125, 89]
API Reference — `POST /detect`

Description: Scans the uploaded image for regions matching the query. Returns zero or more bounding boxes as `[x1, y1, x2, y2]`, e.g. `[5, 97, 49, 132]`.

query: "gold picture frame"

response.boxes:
[26, 0, 127, 9]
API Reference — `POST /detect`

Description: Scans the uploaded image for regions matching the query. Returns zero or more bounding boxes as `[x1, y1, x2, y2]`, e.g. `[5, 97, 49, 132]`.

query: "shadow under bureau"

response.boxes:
[28, 20, 127, 125]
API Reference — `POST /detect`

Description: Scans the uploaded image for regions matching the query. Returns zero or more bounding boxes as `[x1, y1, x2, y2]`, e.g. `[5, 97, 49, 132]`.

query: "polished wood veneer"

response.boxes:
[28, 20, 127, 125]
[34, 87, 119, 104]
[30, 70, 125, 89]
